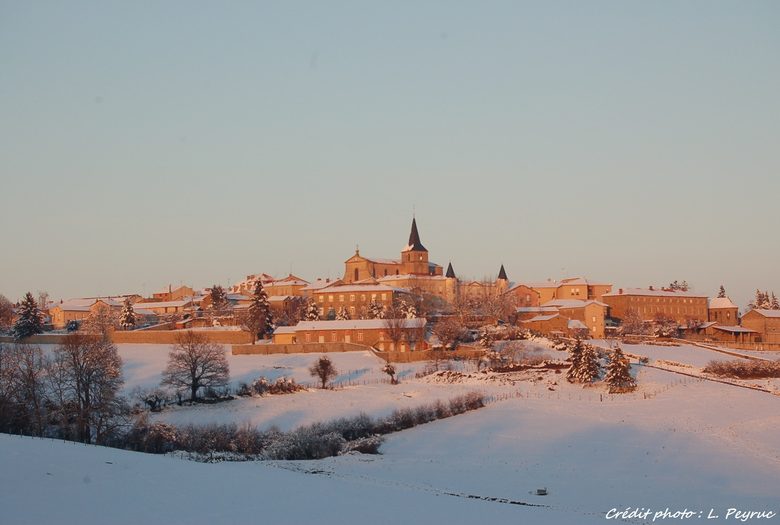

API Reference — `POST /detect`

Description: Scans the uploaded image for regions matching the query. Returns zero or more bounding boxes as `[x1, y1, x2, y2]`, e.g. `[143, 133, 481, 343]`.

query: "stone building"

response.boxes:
[707, 297, 739, 326]
[740, 309, 780, 343]
[602, 287, 709, 325]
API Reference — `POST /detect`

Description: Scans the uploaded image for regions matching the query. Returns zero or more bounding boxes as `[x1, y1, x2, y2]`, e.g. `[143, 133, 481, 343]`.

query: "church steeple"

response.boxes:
[406, 217, 427, 252]
[497, 264, 508, 281]
[445, 262, 456, 279]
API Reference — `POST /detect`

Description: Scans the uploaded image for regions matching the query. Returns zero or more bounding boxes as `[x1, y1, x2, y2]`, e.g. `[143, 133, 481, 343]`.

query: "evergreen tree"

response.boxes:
[399, 300, 418, 319]
[566, 338, 585, 383]
[576, 345, 602, 383]
[304, 300, 320, 321]
[209, 284, 229, 314]
[717, 285, 726, 299]
[13, 292, 43, 340]
[605, 346, 636, 393]
[771, 292, 780, 310]
[246, 280, 273, 340]
[119, 298, 136, 330]
[336, 306, 351, 320]
[367, 301, 385, 319]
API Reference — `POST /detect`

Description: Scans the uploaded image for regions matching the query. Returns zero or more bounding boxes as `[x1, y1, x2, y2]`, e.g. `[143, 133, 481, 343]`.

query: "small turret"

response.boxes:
[497, 264, 508, 281]
[445, 262, 456, 279]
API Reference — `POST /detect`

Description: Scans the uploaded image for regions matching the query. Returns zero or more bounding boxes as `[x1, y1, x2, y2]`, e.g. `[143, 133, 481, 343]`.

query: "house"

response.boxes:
[230, 273, 276, 295]
[132, 299, 193, 316]
[740, 309, 780, 343]
[152, 285, 195, 303]
[264, 275, 309, 297]
[602, 287, 709, 325]
[541, 299, 608, 338]
[503, 283, 541, 308]
[50, 296, 136, 329]
[273, 318, 428, 351]
[521, 313, 571, 337]
[311, 282, 409, 319]
[708, 297, 739, 326]
[528, 277, 613, 303]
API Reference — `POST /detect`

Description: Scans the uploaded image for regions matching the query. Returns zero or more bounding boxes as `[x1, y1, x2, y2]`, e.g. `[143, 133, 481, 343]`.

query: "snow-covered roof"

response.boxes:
[522, 314, 560, 323]
[294, 318, 426, 331]
[267, 279, 309, 287]
[301, 279, 341, 291]
[708, 297, 737, 309]
[515, 306, 558, 314]
[748, 309, 780, 318]
[542, 299, 608, 309]
[226, 294, 250, 301]
[267, 295, 292, 302]
[697, 321, 718, 329]
[362, 256, 402, 265]
[272, 326, 297, 334]
[603, 288, 706, 298]
[133, 308, 157, 317]
[52, 303, 92, 312]
[312, 284, 408, 294]
[527, 277, 610, 289]
[568, 319, 588, 330]
[377, 274, 447, 282]
[132, 300, 192, 309]
[713, 325, 757, 333]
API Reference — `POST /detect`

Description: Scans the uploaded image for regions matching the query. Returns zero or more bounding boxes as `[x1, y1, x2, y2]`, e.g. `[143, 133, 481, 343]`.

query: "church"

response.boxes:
[342, 218, 509, 305]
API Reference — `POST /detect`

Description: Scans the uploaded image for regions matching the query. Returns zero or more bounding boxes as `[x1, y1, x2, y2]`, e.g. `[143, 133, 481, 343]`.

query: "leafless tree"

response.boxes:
[161, 331, 229, 402]
[619, 309, 646, 336]
[0, 294, 15, 332]
[309, 355, 338, 389]
[383, 303, 407, 352]
[432, 316, 466, 351]
[82, 302, 117, 342]
[51, 333, 124, 443]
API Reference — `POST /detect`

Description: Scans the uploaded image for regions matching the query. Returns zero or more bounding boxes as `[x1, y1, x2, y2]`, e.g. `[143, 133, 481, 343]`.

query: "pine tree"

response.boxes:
[367, 301, 385, 319]
[336, 306, 351, 320]
[13, 292, 43, 340]
[399, 301, 417, 319]
[304, 300, 320, 321]
[209, 284, 229, 314]
[717, 285, 726, 299]
[119, 298, 136, 330]
[566, 338, 585, 383]
[605, 346, 636, 393]
[576, 345, 602, 383]
[771, 292, 780, 310]
[247, 280, 273, 340]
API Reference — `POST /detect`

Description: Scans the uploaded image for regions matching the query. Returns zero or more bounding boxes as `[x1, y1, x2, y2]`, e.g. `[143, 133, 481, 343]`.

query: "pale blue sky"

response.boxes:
[1, 1, 778, 309]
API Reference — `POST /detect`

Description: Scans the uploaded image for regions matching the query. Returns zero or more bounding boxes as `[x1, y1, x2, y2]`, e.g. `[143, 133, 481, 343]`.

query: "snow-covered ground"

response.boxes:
[6, 340, 779, 524]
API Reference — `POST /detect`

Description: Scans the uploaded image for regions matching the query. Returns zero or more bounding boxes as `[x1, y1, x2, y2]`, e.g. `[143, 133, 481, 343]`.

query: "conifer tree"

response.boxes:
[771, 292, 780, 310]
[246, 280, 273, 340]
[209, 284, 229, 314]
[605, 346, 636, 393]
[576, 345, 602, 383]
[13, 292, 43, 340]
[367, 301, 385, 319]
[717, 285, 726, 299]
[336, 306, 351, 320]
[478, 328, 493, 350]
[304, 300, 320, 321]
[119, 298, 136, 330]
[566, 338, 585, 383]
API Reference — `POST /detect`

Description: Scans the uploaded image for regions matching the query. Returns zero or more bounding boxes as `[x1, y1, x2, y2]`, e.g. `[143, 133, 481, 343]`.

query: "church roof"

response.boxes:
[445, 262, 456, 279]
[497, 264, 508, 280]
[403, 217, 427, 252]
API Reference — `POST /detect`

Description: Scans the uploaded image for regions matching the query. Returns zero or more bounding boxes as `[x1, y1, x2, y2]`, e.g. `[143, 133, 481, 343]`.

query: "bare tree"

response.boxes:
[0, 294, 13, 332]
[383, 303, 407, 352]
[619, 309, 646, 336]
[309, 355, 337, 389]
[432, 316, 466, 351]
[82, 302, 117, 341]
[161, 331, 230, 402]
[51, 333, 124, 444]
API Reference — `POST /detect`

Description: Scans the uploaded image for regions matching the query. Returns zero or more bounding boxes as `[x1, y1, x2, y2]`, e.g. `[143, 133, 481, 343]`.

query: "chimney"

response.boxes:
[618, 288, 623, 294]
[649, 285, 654, 291]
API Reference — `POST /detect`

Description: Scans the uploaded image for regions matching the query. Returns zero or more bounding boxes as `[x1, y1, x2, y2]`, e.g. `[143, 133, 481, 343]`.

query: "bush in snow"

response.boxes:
[703, 359, 780, 379]
[309, 355, 338, 389]
[382, 363, 397, 384]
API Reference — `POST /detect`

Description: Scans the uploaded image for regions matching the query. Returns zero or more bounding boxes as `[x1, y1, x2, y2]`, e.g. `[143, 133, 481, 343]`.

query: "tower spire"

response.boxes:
[497, 264, 508, 281]
[445, 261, 456, 279]
[406, 217, 427, 252]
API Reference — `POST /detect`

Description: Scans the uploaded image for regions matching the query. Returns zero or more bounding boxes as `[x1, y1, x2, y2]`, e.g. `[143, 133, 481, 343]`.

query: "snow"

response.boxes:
[708, 297, 738, 309]
[750, 309, 780, 318]
[10, 339, 780, 524]
[603, 288, 706, 298]
[293, 318, 426, 331]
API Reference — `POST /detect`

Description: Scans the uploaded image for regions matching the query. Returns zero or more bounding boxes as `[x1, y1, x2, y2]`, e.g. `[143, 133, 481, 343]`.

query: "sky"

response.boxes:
[1, 1, 778, 309]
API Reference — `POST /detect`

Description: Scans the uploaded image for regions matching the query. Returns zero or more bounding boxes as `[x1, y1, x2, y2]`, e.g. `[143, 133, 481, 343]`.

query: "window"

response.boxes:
[384, 269, 388, 276]
[305, 333, 311, 343]
[332, 331, 337, 342]
[318, 296, 324, 303]
[354, 268, 359, 281]
[357, 332, 363, 342]
[371, 294, 376, 301]
[328, 295, 334, 302]
[361, 294, 366, 301]
[339, 295, 344, 302]
[350, 294, 355, 302]
[381, 294, 387, 301]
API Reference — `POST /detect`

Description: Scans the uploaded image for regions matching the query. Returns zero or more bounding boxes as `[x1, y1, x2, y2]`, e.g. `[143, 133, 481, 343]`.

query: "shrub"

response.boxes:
[703, 359, 780, 379]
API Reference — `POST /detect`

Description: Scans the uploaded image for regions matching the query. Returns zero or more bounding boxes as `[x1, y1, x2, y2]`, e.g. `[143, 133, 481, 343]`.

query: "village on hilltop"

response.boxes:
[2, 217, 778, 353]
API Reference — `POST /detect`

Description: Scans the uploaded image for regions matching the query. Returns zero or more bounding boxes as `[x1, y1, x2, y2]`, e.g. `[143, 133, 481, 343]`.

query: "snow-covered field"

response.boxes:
[5, 340, 779, 524]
